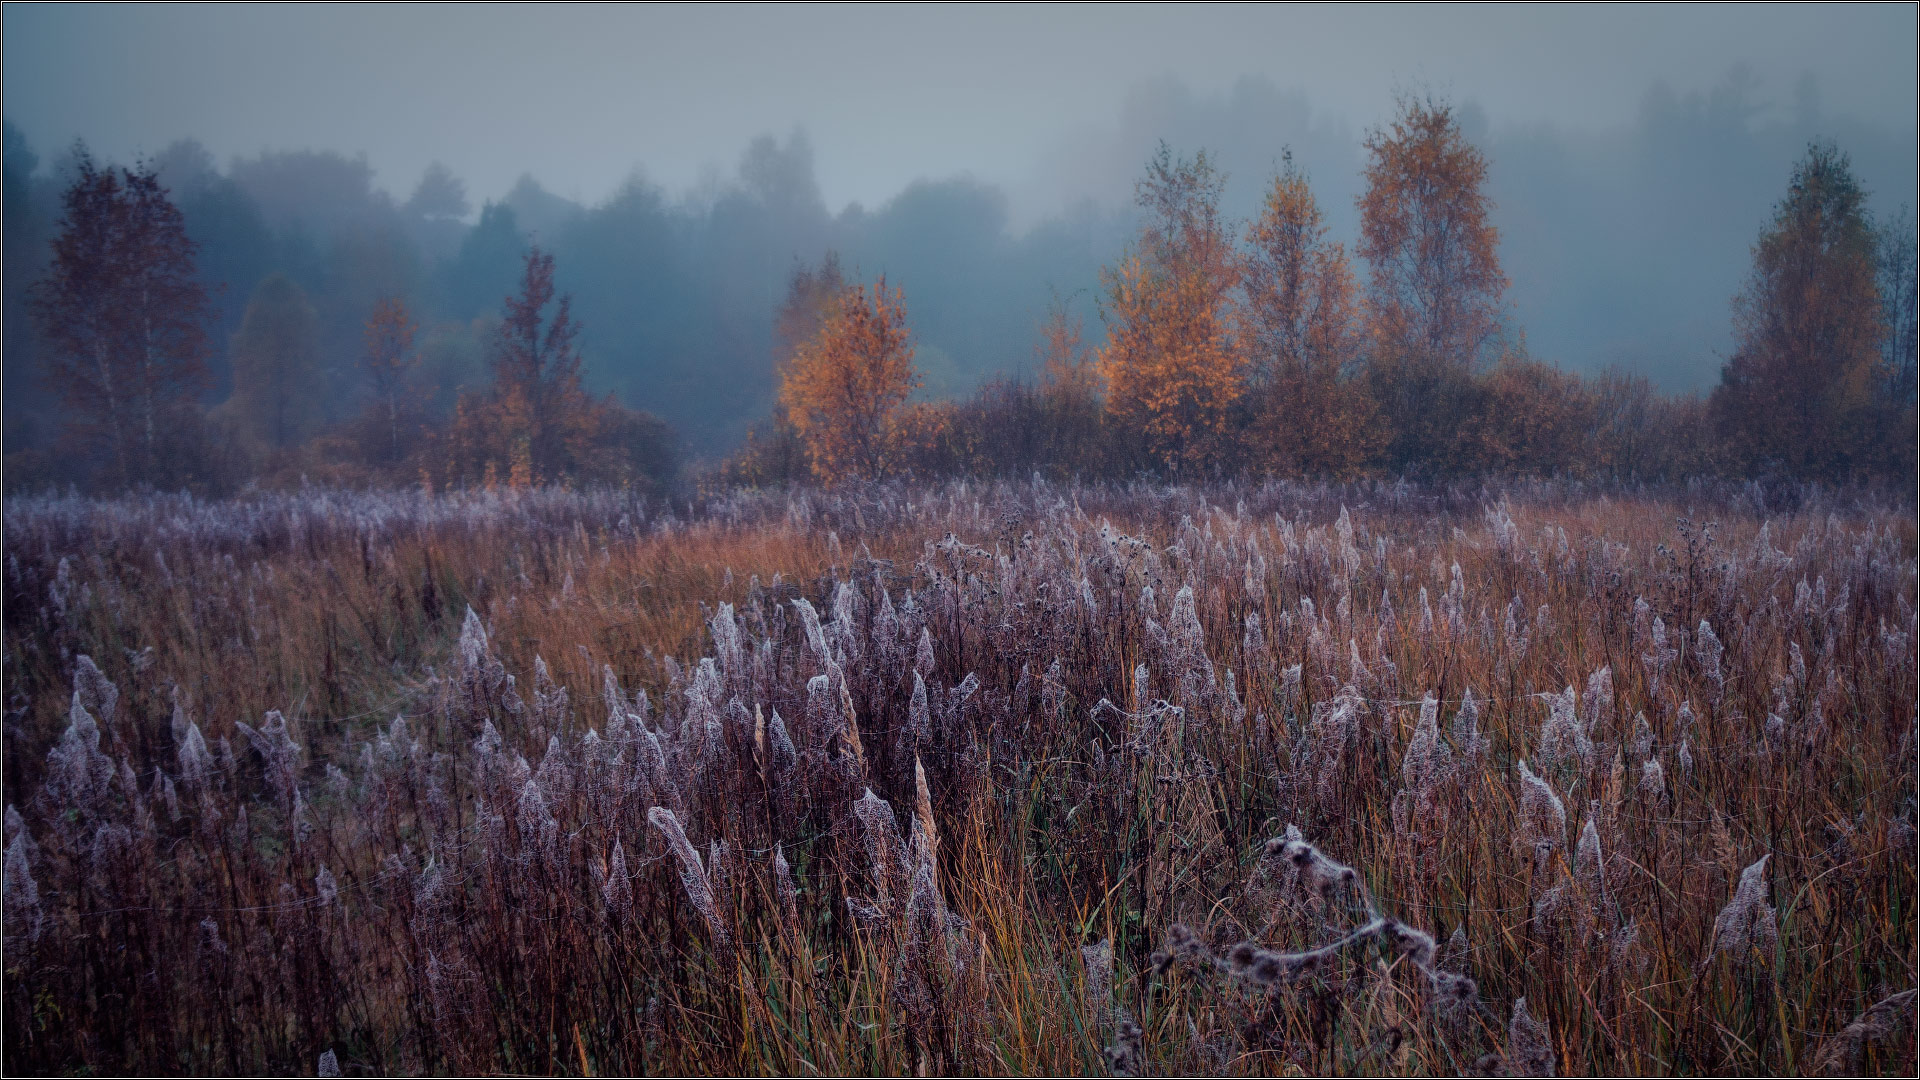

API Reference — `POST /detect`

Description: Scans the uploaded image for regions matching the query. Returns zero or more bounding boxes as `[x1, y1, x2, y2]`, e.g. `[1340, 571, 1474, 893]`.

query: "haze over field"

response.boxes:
[5, 5, 1915, 459]
[4, 10, 1917, 1077]
[9, 6, 1916, 221]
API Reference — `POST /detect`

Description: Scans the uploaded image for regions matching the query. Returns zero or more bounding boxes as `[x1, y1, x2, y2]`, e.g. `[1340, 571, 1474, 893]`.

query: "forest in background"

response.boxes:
[2, 119, 1121, 481]
[2, 75, 1915, 494]
[737, 104, 1913, 489]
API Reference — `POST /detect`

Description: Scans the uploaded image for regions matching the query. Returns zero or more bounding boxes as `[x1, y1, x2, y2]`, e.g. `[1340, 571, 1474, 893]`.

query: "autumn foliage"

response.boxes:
[777, 273, 921, 484]
[1239, 153, 1382, 477]
[736, 96, 1907, 490]
[11, 95, 1913, 497]
[1356, 95, 1512, 472]
[1098, 145, 1244, 473]
[5, 84, 1918, 1080]
[1357, 96, 1508, 372]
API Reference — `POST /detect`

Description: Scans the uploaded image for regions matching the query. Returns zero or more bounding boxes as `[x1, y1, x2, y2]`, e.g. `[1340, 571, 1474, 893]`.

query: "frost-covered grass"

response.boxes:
[3, 479, 1914, 1075]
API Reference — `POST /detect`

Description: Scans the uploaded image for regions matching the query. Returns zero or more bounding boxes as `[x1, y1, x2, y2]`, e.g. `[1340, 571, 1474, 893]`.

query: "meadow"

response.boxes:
[2, 478, 1913, 1075]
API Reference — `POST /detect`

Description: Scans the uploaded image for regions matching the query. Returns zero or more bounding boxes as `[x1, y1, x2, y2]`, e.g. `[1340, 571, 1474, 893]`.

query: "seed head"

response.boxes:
[1508, 996, 1555, 1077]
[1517, 760, 1567, 855]
[1709, 854, 1777, 967]
[648, 807, 729, 949]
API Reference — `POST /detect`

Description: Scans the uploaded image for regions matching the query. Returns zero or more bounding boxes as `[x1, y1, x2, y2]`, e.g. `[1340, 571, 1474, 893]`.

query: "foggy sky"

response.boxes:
[6, 5, 1913, 217]
[4, 4, 1916, 400]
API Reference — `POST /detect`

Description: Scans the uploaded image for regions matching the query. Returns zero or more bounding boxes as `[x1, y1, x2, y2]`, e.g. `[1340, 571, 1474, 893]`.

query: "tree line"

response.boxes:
[735, 96, 1916, 488]
[2, 122, 1114, 488]
[6, 94, 1915, 494]
[20, 145, 671, 492]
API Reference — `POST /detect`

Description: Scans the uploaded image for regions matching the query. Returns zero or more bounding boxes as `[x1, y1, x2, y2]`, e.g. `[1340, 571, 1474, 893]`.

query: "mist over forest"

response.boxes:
[5, 15, 1919, 1076]
[5, 64, 1912, 470]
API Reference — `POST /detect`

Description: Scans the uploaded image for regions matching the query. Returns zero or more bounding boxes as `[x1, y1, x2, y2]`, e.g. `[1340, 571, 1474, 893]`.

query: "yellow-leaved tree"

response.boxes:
[778, 275, 920, 484]
[1099, 144, 1243, 473]
[1240, 151, 1384, 476]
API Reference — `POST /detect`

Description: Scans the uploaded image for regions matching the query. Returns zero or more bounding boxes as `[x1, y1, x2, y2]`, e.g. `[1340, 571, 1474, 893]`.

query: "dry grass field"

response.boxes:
[2, 479, 1914, 1075]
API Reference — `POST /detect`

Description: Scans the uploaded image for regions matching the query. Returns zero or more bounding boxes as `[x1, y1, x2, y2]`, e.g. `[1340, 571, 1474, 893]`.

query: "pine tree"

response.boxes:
[441, 247, 674, 489]
[490, 248, 590, 484]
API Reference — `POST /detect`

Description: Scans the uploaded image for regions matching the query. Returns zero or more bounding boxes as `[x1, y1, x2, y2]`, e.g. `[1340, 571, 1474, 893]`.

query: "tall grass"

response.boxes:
[3, 478, 1914, 1075]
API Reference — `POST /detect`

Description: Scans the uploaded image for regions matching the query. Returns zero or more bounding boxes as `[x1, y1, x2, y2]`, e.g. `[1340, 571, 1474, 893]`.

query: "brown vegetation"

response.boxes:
[1713, 142, 1913, 480]
[11, 97, 1913, 498]
[438, 248, 670, 490]
[2, 478, 1913, 1075]
[1240, 152, 1382, 477]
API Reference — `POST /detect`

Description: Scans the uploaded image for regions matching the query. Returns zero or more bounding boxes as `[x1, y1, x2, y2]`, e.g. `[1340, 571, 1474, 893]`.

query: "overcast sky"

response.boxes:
[5, 4, 1915, 217]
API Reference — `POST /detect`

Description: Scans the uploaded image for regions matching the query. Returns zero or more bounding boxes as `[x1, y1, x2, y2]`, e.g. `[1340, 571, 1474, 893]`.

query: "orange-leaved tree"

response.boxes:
[777, 274, 919, 484]
[1475, 354, 1597, 476]
[1240, 151, 1383, 476]
[1099, 143, 1243, 474]
[1037, 292, 1100, 405]
[720, 254, 849, 487]
[1357, 94, 1507, 472]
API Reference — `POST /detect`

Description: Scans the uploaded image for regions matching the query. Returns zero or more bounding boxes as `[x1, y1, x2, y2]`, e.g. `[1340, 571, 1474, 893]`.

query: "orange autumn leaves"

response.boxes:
[1098, 95, 1501, 477]
[1099, 145, 1244, 474]
[1356, 96, 1507, 376]
[781, 94, 1510, 485]
[777, 275, 921, 484]
[1240, 152, 1384, 477]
